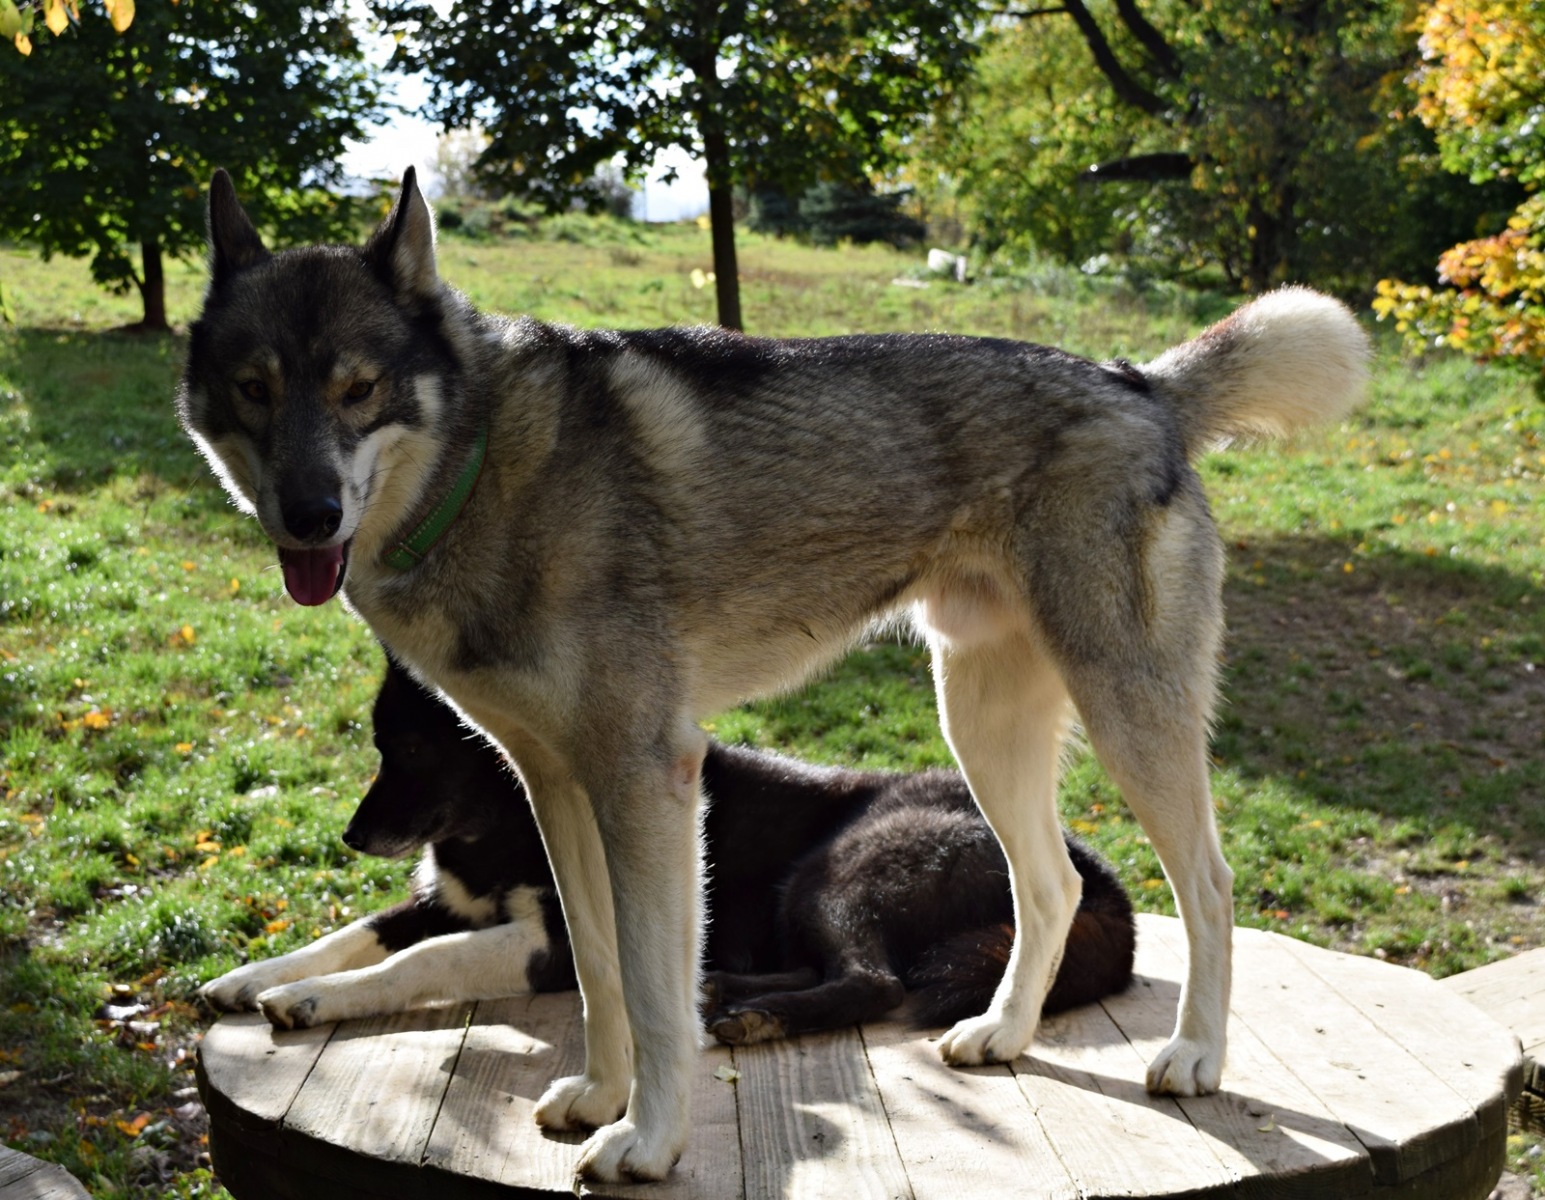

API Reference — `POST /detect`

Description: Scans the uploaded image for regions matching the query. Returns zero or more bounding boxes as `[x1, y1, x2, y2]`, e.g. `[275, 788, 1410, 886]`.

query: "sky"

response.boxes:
[339, 61, 711, 222]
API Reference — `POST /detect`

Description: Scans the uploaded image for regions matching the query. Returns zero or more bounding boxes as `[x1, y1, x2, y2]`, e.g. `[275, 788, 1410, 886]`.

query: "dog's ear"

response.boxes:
[364, 166, 439, 302]
[207, 169, 269, 284]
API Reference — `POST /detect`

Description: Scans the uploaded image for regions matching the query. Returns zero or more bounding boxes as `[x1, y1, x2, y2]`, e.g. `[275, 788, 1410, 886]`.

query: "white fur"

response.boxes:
[198, 919, 389, 1012]
[201, 884, 552, 1030]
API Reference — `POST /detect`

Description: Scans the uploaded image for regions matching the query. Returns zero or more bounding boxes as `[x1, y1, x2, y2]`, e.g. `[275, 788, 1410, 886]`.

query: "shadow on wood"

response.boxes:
[197, 915, 1522, 1200]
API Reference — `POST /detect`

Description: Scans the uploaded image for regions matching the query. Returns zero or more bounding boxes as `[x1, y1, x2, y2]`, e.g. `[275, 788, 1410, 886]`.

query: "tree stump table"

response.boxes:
[196, 914, 1523, 1199]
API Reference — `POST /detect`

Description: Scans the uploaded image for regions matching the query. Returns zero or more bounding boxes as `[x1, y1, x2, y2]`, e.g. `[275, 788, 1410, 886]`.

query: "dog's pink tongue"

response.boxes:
[278, 546, 345, 606]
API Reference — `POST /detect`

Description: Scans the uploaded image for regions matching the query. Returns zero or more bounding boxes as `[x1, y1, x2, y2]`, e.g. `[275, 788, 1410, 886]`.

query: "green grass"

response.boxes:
[2, 222, 1542, 1197]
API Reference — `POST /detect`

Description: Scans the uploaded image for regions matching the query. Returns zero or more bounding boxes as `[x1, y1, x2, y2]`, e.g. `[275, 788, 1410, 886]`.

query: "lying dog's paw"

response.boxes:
[1145, 1035, 1223, 1096]
[707, 1007, 785, 1046]
[255, 985, 322, 1031]
[937, 1010, 1034, 1066]
[200, 962, 287, 1013]
[575, 1116, 683, 1183]
[535, 1073, 629, 1133]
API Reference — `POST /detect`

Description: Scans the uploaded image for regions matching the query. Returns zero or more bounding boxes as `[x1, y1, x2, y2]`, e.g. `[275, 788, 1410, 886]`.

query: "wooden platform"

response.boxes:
[0, 1147, 91, 1200]
[1443, 945, 1545, 1133]
[196, 915, 1524, 1200]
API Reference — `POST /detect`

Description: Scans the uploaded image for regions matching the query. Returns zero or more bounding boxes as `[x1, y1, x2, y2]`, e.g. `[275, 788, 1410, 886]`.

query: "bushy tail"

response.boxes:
[1141, 286, 1372, 460]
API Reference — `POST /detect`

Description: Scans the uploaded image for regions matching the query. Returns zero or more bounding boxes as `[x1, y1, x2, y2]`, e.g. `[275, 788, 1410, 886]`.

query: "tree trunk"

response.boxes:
[136, 237, 169, 332]
[701, 120, 743, 332]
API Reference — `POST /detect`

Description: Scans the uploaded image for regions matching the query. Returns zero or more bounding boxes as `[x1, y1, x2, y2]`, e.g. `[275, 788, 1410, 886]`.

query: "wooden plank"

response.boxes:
[859, 1019, 1079, 1200]
[584, 1041, 744, 1200]
[0, 1147, 92, 1200]
[1010, 981, 1238, 1198]
[1217, 924, 1503, 1186]
[282, 1003, 474, 1183]
[733, 1024, 912, 1200]
[1442, 948, 1545, 1055]
[196, 1010, 335, 1127]
[426, 991, 744, 1200]
[1272, 930, 1522, 1144]
[421, 993, 585, 1194]
[1127, 915, 1376, 1199]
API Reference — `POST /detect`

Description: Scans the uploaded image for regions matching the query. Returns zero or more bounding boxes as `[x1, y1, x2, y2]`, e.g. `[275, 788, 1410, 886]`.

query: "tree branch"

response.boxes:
[1060, 0, 1165, 116]
[1111, 0, 1181, 81]
[1081, 151, 1193, 182]
[982, 5, 1069, 16]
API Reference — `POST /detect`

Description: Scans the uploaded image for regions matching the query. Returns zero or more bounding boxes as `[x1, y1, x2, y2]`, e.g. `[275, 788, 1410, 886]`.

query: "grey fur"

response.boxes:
[179, 167, 1370, 1184]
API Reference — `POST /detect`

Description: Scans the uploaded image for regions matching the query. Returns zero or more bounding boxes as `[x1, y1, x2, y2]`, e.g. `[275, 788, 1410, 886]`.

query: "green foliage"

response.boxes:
[749, 182, 926, 248]
[920, 1, 1505, 295]
[373, 0, 979, 201]
[0, 0, 385, 326]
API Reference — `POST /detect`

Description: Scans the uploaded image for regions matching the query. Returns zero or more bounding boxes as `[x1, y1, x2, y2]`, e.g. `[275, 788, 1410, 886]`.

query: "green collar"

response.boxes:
[381, 423, 488, 571]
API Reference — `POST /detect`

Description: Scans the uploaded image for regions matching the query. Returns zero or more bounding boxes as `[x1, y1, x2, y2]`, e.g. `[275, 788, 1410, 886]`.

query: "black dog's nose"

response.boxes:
[340, 824, 366, 852]
[282, 496, 343, 541]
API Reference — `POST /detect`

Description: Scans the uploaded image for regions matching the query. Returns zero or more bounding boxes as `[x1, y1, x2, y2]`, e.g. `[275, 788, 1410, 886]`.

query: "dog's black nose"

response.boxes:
[340, 824, 366, 852]
[282, 496, 343, 541]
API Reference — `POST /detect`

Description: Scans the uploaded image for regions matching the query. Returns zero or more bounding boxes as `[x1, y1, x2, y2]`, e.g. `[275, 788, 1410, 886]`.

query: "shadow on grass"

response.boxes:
[1217, 532, 1544, 851]
[1, 328, 220, 503]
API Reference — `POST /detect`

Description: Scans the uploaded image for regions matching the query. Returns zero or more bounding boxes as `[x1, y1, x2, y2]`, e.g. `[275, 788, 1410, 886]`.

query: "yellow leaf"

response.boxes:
[13, 31, 30, 54]
[43, 0, 65, 34]
[0, 0, 22, 39]
[103, 0, 133, 33]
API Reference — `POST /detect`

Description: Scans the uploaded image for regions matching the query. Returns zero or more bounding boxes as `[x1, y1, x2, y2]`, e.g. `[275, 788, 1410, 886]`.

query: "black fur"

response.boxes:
[349, 656, 1135, 1041]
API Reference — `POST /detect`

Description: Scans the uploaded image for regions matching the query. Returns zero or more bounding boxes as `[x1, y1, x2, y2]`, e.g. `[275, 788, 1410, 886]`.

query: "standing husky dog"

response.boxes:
[178, 167, 1369, 1182]
[201, 656, 1135, 1037]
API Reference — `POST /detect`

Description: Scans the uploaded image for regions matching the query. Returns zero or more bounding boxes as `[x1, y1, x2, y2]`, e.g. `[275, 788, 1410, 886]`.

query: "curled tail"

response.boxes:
[907, 838, 1138, 1026]
[1140, 286, 1371, 460]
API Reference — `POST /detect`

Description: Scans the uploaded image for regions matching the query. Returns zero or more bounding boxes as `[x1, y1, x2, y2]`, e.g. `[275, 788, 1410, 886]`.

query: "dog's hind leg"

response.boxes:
[1073, 689, 1233, 1096]
[925, 625, 1084, 1069]
[1046, 498, 1234, 1096]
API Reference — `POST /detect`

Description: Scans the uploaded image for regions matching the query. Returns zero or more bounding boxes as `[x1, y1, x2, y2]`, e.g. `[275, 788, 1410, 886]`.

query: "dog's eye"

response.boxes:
[238, 379, 268, 403]
[344, 380, 375, 403]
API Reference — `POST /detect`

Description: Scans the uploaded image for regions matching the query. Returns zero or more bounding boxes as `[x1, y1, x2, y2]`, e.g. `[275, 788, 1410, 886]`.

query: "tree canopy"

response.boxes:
[372, 0, 980, 329]
[0, 0, 385, 329]
[919, 0, 1507, 295]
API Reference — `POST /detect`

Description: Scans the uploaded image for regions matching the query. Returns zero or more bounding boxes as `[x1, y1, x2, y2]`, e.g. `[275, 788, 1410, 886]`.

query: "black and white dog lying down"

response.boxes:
[202, 660, 1135, 1043]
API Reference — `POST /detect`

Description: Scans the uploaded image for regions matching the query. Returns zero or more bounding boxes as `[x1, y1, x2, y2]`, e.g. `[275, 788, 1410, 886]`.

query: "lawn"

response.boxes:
[1, 220, 1541, 1197]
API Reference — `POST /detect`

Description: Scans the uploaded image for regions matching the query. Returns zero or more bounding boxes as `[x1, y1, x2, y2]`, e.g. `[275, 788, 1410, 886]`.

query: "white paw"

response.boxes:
[534, 1073, 629, 1132]
[255, 984, 324, 1031]
[937, 1010, 1034, 1066]
[1146, 1035, 1224, 1096]
[200, 962, 286, 1013]
[575, 1116, 683, 1183]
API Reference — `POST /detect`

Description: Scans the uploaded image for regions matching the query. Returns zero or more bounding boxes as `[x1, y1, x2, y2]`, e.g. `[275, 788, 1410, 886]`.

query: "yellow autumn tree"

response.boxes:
[1, 0, 132, 54]
[1375, 0, 1545, 389]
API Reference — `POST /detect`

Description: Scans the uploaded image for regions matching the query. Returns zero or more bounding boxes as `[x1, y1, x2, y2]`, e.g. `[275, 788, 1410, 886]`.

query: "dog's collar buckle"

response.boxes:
[382, 423, 489, 571]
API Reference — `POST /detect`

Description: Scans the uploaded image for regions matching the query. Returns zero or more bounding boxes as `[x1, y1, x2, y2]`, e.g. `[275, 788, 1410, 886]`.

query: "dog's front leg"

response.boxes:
[516, 766, 634, 1134]
[200, 909, 394, 1012]
[570, 737, 706, 1184]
